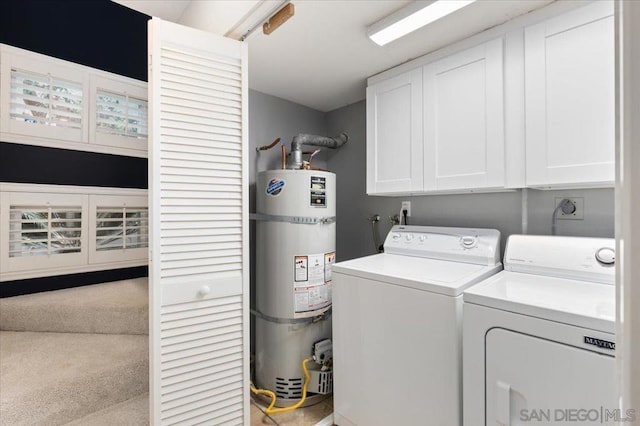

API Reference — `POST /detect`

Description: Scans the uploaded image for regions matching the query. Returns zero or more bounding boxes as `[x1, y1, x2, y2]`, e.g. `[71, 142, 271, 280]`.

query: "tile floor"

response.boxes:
[250, 395, 333, 426]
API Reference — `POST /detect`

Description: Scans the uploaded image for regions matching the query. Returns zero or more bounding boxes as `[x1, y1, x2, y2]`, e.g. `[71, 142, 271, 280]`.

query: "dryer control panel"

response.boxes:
[383, 225, 501, 266]
[504, 235, 615, 285]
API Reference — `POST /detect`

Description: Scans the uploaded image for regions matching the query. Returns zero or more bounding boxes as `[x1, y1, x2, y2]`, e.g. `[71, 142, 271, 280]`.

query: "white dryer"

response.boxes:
[463, 234, 618, 426]
[332, 225, 502, 426]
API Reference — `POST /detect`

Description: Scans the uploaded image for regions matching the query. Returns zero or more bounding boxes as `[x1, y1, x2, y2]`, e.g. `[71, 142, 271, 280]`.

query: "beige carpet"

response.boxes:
[66, 393, 149, 426]
[0, 278, 148, 335]
[0, 279, 150, 425]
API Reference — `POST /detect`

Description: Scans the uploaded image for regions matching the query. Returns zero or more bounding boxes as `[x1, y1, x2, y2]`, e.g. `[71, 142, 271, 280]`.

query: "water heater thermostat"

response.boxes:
[312, 339, 333, 364]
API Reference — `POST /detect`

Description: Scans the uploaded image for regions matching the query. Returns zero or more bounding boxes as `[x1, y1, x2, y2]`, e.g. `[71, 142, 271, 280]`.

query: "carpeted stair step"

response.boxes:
[65, 393, 149, 425]
[0, 331, 148, 426]
[0, 278, 148, 335]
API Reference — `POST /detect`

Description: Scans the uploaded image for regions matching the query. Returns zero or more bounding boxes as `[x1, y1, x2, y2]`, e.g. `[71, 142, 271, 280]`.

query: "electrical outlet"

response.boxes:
[401, 201, 411, 217]
[555, 197, 584, 220]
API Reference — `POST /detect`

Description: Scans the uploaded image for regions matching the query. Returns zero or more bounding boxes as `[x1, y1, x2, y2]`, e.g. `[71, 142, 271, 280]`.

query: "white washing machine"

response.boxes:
[332, 225, 502, 426]
[463, 234, 617, 426]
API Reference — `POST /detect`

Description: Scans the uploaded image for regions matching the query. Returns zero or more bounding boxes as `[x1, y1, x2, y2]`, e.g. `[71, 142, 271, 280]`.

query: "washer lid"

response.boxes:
[332, 253, 502, 296]
[463, 271, 615, 333]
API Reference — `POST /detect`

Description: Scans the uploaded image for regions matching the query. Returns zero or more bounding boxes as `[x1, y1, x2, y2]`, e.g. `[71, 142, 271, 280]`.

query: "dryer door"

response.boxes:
[485, 328, 616, 425]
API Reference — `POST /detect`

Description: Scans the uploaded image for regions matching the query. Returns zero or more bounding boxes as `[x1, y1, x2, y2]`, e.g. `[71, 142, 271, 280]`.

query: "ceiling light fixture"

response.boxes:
[367, 0, 477, 46]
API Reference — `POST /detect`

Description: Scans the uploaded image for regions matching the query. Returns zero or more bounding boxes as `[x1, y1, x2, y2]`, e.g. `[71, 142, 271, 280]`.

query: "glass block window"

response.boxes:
[9, 206, 82, 257]
[96, 90, 148, 139]
[10, 68, 83, 130]
[96, 207, 148, 251]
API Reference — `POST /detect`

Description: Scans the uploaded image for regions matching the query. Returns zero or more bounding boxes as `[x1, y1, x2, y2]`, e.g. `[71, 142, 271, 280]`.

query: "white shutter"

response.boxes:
[0, 47, 89, 143]
[94, 207, 148, 250]
[148, 18, 248, 426]
[9, 205, 83, 256]
[90, 75, 148, 152]
[0, 192, 88, 274]
[10, 69, 83, 130]
[95, 91, 147, 138]
[88, 194, 149, 265]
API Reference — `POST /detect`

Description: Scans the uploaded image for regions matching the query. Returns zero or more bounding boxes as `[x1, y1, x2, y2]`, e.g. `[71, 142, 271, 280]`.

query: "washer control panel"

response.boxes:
[383, 225, 501, 266]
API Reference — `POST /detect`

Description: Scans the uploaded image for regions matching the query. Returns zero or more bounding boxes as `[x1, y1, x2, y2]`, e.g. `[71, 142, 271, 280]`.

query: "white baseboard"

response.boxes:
[314, 413, 334, 426]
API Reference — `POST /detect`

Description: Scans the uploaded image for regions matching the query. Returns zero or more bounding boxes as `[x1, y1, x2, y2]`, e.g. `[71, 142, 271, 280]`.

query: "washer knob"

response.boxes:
[419, 235, 426, 242]
[392, 233, 401, 240]
[405, 234, 414, 241]
[595, 247, 615, 265]
[461, 236, 477, 249]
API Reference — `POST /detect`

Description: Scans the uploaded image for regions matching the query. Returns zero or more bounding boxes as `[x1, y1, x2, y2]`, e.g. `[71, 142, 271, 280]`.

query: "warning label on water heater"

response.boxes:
[293, 251, 335, 317]
[310, 176, 326, 207]
[324, 252, 335, 282]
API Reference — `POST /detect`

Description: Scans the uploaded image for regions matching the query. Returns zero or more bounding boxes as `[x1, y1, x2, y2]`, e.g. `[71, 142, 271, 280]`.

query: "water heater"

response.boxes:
[255, 169, 335, 404]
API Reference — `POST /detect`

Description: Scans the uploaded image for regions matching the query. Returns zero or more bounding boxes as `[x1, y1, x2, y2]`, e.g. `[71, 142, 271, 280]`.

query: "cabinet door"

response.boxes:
[423, 38, 504, 191]
[525, 1, 614, 187]
[366, 68, 423, 195]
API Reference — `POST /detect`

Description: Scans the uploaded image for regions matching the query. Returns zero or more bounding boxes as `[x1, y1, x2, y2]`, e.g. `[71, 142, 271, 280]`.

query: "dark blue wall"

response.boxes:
[0, 0, 150, 296]
[1, 0, 149, 82]
[0, 143, 148, 188]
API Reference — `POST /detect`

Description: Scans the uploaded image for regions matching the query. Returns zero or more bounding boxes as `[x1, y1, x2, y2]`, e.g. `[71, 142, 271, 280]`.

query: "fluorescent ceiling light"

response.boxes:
[368, 0, 477, 46]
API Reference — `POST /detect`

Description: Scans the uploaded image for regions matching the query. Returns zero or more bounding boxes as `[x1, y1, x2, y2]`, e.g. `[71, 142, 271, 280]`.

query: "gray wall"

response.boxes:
[325, 100, 615, 261]
[525, 188, 614, 238]
[250, 90, 328, 187]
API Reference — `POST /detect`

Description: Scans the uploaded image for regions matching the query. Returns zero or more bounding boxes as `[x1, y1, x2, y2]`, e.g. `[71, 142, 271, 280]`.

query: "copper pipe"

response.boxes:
[281, 144, 287, 169]
[256, 137, 281, 151]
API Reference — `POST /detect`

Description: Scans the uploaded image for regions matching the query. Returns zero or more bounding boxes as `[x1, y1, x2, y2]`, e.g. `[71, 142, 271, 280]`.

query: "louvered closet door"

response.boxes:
[148, 18, 249, 425]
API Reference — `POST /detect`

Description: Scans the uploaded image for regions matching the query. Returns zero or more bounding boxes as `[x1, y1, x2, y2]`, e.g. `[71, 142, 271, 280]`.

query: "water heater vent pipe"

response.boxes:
[289, 133, 348, 169]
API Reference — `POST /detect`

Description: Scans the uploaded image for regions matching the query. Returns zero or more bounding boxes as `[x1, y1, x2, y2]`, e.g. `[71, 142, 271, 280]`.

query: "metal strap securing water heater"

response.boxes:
[250, 213, 336, 224]
[250, 308, 332, 325]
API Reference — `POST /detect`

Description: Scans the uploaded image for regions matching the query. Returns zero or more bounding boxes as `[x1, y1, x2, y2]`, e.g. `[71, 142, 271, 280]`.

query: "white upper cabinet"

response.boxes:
[365, 1, 614, 196]
[366, 68, 423, 195]
[524, 1, 614, 188]
[423, 39, 504, 191]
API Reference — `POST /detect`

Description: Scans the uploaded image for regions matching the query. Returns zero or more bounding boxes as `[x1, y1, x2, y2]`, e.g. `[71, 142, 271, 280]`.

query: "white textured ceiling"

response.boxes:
[114, 0, 555, 112]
